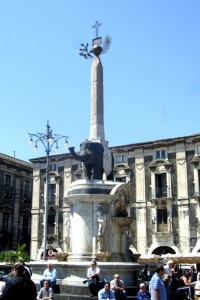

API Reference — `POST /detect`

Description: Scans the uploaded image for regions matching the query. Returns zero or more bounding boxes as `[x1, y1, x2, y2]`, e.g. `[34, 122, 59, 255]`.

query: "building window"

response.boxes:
[24, 180, 29, 197]
[22, 215, 29, 236]
[2, 213, 9, 233]
[47, 214, 55, 235]
[49, 164, 57, 172]
[116, 155, 127, 163]
[156, 150, 166, 160]
[5, 174, 11, 190]
[4, 174, 14, 197]
[197, 170, 200, 195]
[116, 177, 126, 183]
[155, 173, 167, 198]
[48, 184, 56, 203]
[197, 145, 200, 155]
[157, 208, 168, 232]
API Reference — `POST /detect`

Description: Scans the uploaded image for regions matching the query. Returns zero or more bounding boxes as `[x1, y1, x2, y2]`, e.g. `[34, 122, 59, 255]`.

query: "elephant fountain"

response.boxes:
[68, 140, 104, 180]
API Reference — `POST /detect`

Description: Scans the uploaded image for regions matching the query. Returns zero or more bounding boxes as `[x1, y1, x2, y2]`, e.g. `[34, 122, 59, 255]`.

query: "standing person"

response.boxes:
[40, 263, 57, 290]
[98, 282, 116, 300]
[137, 283, 151, 300]
[37, 280, 53, 300]
[138, 265, 152, 287]
[163, 260, 174, 300]
[194, 273, 200, 298]
[0, 262, 37, 300]
[110, 274, 127, 300]
[190, 265, 198, 282]
[150, 265, 166, 300]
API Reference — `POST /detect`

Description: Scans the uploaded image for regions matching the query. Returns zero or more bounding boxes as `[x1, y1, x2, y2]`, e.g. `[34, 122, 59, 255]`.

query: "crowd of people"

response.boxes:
[136, 261, 200, 300]
[82, 260, 127, 299]
[1, 259, 200, 300]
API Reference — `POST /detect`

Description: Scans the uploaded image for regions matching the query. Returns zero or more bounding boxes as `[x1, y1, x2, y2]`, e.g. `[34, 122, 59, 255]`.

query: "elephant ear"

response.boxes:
[94, 142, 104, 155]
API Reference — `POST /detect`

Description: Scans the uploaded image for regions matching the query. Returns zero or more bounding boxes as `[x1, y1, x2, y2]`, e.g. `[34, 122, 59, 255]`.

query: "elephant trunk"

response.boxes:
[68, 147, 89, 162]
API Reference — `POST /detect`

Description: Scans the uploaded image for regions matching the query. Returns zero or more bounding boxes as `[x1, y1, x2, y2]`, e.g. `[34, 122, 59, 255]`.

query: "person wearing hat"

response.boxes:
[0, 262, 37, 300]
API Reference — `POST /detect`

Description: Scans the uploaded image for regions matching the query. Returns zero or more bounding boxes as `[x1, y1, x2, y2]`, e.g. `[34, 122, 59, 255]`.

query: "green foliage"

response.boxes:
[0, 244, 30, 264]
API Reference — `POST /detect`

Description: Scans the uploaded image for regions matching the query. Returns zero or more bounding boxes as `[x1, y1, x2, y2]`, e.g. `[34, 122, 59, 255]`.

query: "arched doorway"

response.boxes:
[152, 246, 176, 255]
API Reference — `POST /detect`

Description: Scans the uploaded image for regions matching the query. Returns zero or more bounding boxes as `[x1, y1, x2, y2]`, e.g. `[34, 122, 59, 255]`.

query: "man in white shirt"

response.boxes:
[83, 261, 101, 296]
[164, 260, 174, 300]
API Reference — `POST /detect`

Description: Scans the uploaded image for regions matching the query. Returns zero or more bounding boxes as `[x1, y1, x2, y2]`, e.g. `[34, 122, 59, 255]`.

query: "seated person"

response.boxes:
[40, 264, 57, 290]
[177, 271, 196, 299]
[195, 273, 200, 299]
[110, 274, 127, 300]
[37, 280, 53, 300]
[98, 282, 115, 300]
[136, 283, 151, 300]
[83, 261, 100, 297]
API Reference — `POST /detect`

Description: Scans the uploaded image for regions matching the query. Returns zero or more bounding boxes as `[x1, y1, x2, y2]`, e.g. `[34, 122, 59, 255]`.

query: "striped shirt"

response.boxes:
[150, 273, 166, 300]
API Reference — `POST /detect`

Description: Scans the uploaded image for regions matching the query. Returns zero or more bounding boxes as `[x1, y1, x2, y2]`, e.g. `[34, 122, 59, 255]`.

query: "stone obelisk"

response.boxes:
[90, 55, 105, 142]
[89, 23, 113, 178]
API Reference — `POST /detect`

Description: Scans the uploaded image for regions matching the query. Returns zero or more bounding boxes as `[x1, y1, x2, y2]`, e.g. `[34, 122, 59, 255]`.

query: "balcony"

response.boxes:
[23, 191, 32, 202]
[157, 223, 168, 232]
[3, 186, 15, 198]
[47, 226, 55, 235]
[151, 188, 172, 199]
[48, 197, 55, 205]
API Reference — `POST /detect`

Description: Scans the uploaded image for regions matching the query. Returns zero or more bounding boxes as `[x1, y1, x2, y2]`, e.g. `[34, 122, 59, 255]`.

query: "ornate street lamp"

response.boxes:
[28, 121, 69, 260]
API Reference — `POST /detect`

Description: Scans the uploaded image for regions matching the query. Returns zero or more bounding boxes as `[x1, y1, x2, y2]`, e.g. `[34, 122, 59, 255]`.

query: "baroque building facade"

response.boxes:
[30, 133, 200, 260]
[0, 153, 33, 252]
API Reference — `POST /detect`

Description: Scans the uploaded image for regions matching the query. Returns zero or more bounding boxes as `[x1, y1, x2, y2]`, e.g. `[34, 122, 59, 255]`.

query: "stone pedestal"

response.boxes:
[64, 179, 118, 261]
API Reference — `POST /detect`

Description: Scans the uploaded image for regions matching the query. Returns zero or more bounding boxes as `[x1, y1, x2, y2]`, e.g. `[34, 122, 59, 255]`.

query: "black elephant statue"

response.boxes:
[68, 140, 104, 180]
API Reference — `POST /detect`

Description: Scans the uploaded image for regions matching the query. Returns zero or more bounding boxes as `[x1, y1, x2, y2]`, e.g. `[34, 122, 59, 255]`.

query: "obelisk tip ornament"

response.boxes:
[79, 21, 111, 59]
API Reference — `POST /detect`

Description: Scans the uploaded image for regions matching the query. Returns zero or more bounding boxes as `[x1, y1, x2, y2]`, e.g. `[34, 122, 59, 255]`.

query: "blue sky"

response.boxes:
[0, 0, 199, 162]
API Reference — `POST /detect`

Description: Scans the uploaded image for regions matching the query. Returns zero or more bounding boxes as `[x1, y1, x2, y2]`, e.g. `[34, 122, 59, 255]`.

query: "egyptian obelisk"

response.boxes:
[90, 54, 105, 142]
[89, 21, 112, 178]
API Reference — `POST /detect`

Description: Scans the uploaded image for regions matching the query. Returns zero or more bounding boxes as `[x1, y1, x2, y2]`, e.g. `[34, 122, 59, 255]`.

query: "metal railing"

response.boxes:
[47, 226, 55, 235]
[151, 188, 172, 199]
[157, 224, 168, 232]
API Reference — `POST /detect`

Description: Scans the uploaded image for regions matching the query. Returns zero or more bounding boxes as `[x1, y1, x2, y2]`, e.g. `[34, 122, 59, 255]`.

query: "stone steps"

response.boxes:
[35, 280, 139, 300]
[52, 294, 137, 300]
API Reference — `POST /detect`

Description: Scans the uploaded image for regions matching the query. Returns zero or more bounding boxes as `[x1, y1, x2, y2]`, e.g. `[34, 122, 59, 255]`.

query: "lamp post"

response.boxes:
[28, 121, 69, 260]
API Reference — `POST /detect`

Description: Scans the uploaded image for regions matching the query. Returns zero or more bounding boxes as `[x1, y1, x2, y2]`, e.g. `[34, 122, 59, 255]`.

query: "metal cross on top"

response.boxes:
[92, 21, 102, 38]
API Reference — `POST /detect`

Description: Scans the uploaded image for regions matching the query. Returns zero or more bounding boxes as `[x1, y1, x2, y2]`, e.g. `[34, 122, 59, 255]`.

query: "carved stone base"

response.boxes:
[95, 252, 111, 262]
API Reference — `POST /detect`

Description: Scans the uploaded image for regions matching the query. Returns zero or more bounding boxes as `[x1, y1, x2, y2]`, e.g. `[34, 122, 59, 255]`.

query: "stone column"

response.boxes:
[30, 172, 41, 260]
[90, 56, 105, 141]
